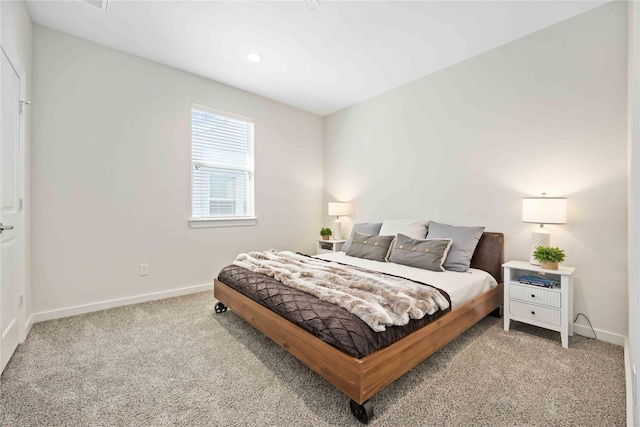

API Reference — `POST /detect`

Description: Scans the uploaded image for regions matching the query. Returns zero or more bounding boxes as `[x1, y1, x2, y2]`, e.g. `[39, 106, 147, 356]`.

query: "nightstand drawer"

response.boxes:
[510, 300, 561, 326]
[509, 283, 561, 308]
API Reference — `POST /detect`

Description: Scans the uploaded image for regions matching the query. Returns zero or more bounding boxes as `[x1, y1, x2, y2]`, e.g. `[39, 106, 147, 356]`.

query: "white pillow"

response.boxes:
[378, 219, 429, 240]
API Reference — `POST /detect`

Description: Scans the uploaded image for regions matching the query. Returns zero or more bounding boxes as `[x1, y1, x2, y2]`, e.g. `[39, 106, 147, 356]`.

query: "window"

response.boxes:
[191, 104, 255, 227]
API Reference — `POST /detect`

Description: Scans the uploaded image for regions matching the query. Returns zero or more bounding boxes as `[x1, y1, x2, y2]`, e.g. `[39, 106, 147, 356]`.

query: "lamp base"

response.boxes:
[332, 219, 342, 241]
[530, 229, 550, 265]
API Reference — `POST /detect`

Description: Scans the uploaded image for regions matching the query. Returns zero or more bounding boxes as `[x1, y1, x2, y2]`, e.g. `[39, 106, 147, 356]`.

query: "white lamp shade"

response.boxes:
[328, 202, 350, 217]
[522, 197, 567, 224]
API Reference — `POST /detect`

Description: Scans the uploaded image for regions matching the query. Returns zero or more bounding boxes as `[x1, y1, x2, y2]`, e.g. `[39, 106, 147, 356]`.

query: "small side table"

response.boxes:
[503, 260, 575, 348]
[317, 239, 346, 255]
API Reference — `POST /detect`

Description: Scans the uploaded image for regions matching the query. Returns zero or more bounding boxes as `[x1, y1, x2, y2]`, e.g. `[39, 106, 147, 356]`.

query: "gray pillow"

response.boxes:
[388, 234, 452, 272]
[346, 231, 394, 262]
[426, 221, 485, 272]
[342, 223, 383, 252]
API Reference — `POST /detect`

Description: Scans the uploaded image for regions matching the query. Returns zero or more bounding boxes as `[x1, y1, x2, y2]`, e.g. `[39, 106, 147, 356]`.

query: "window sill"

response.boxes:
[189, 217, 258, 228]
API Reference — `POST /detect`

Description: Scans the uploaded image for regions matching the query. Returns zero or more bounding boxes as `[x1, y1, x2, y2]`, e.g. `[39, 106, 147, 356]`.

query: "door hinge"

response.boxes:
[19, 295, 23, 308]
[18, 198, 23, 211]
[634, 365, 638, 405]
[19, 100, 31, 115]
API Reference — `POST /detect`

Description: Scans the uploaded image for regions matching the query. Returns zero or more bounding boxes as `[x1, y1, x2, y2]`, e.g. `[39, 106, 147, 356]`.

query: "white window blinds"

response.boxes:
[191, 105, 255, 219]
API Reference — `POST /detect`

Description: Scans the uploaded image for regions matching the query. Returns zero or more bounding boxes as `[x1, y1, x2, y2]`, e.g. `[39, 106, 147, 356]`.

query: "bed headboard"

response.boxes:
[470, 232, 504, 283]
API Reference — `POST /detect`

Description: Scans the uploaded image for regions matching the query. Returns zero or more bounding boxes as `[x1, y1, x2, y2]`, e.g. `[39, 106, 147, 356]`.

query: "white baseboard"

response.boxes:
[32, 283, 213, 323]
[625, 337, 634, 427]
[573, 322, 626, 346]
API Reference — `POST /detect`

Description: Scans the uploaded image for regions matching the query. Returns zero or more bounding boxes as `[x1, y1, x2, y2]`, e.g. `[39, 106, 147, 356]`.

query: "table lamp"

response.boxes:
[522, 193, 567, 265]
[328, 202, 350, 240]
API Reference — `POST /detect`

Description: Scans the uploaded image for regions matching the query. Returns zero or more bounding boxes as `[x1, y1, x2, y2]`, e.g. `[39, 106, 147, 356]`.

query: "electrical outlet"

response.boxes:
[139, 263, 149, 276]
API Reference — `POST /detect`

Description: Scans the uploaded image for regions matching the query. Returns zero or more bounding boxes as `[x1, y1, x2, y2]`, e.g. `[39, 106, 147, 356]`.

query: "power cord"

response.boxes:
[573, 312, 596, 340]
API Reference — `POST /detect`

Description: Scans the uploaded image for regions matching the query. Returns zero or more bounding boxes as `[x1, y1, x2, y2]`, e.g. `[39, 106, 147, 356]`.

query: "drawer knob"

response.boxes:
[531, 294, 535, 298]
[531, 311, 535, 315]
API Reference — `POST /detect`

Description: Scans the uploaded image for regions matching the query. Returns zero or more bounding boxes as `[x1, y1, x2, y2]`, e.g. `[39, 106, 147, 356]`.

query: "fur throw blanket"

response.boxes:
[233, 250, 450, 332]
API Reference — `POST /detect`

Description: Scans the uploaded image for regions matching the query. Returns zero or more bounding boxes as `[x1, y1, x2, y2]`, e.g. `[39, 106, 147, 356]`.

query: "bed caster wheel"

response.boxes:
[214, 302, 227, 313]
[490, 306, 503, 318]
[350, 399, 373, 424]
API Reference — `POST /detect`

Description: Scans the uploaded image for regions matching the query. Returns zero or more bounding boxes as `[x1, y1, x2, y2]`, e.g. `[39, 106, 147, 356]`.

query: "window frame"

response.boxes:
[188, 104, 257, 228]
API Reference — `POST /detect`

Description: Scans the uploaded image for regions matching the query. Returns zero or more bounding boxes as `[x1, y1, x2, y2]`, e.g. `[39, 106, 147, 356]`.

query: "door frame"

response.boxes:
[0, 40, 27, 344]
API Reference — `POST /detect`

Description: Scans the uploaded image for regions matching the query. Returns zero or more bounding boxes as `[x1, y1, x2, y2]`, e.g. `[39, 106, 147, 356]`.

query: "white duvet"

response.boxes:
[314, 251, 497, 309]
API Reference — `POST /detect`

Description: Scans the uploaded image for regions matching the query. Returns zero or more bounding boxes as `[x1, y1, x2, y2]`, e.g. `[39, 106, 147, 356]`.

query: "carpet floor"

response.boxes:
[0, 291, 625, 426]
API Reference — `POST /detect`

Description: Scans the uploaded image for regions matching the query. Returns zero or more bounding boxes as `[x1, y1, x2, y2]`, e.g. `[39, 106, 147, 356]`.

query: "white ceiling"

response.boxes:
[26, 0, 608, 116]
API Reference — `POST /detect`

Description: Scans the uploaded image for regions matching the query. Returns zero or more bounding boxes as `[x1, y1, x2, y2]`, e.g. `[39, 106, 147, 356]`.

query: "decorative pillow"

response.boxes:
[341, 223, 383, 252]
[378, 219, 429, 240]
[388, 234, 452, 272]
[346, 232, 395, 262]
[426, 221, 485, 272]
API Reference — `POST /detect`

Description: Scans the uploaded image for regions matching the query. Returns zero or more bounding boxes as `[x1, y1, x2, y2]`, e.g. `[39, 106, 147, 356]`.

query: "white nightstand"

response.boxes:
[317, 239, 346, 255]
[503, 260, 575, 348]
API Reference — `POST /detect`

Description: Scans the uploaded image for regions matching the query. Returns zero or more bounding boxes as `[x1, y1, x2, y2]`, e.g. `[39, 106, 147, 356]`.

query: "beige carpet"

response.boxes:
[0, 291, 625, 426]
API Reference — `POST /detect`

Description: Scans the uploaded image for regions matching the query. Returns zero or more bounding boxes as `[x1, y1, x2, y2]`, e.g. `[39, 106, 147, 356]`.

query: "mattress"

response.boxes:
[315, 252, 498, 308]
[217, 253, 497, 359]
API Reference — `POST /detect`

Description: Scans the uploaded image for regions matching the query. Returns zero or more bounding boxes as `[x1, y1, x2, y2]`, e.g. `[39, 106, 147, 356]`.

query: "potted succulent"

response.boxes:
[320, 227, 333, 241]
[533, 246, 566, 270]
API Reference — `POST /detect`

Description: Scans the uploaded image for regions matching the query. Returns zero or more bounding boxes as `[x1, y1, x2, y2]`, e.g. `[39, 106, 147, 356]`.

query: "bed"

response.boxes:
[213, 231, 504, 424]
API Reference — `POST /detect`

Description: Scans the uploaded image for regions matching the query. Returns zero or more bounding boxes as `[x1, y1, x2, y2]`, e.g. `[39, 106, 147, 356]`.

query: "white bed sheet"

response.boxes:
[315, 252, 497, 309]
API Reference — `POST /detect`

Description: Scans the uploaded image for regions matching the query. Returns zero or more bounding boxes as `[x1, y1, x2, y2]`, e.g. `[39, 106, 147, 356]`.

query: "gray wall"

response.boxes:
[32, 25, 323, 316]
[324, 2, 628, 341]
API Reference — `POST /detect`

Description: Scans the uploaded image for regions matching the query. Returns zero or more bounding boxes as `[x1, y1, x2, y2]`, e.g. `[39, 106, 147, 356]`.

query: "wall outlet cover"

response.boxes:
[139, 263, 149, 276]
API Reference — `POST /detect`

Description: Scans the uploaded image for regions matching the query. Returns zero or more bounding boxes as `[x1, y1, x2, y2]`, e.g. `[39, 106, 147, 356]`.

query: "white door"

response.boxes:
[0, 48, 22, 374]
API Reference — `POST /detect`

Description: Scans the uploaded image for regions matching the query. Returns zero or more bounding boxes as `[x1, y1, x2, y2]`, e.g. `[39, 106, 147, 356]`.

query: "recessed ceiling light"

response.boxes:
[306, 0, 320, 11]
[246, 52, 261, 63]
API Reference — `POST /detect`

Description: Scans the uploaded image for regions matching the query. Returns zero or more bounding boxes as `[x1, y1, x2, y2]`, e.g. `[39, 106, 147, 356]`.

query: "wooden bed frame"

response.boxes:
[213, 232, 504, 424]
